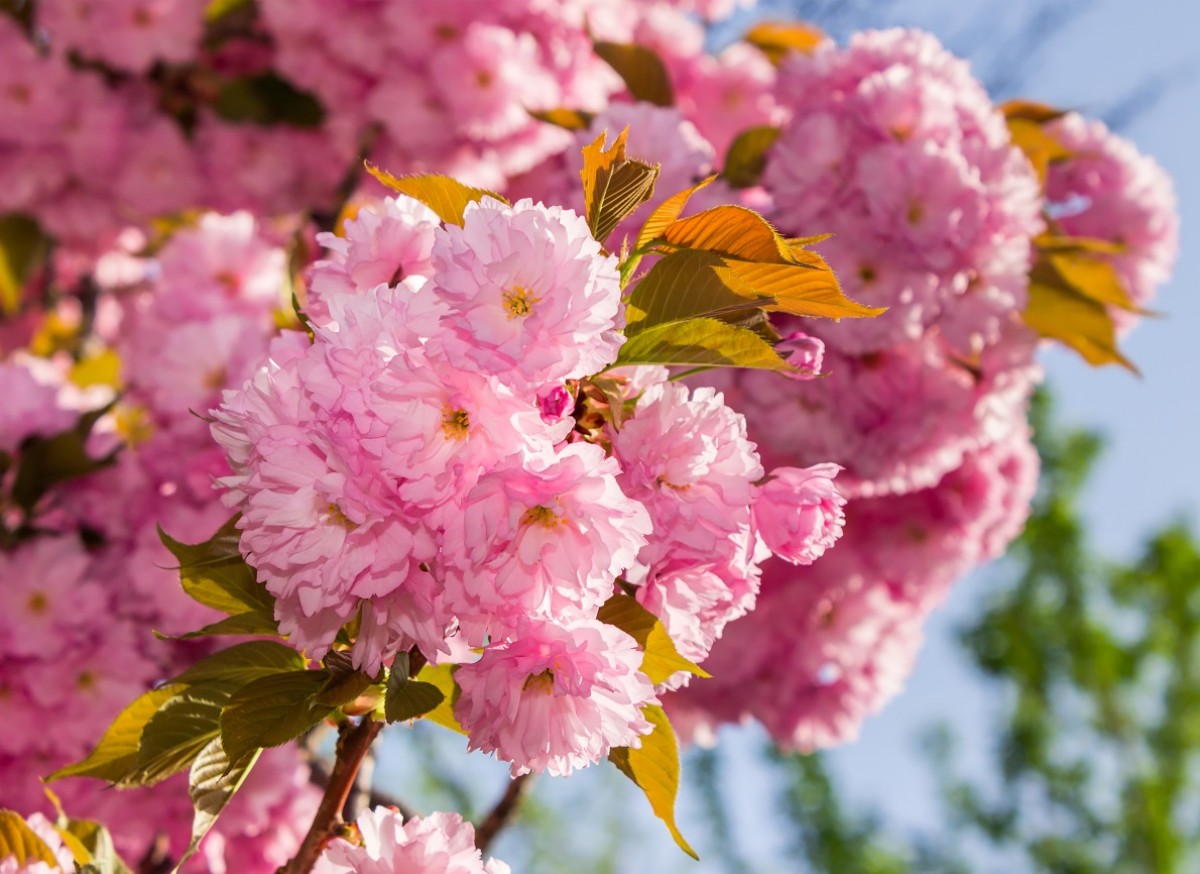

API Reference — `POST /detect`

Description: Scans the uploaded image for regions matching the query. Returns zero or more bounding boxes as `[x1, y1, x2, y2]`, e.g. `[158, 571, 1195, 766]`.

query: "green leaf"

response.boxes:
[204, 0, 251, 21]
[743, 21, 825, 65]
[625, 250, 770, 336]
[158, 515, 274, 617]
[414, 663, 466, 735]
[384, 670, 446, 724]
[131, 682, 239, 787]
[156, 610, 280, 641]
[580, 129, 661, 245]
[315, 650, 374, 708]
[529, 108, 594, 130]
[722, 126, 782, 189]
[55, 819, 131, 874]
[597, 594, 709, 685]
[0, 810, 62, 866]
[48, 685, 183, 783]
[171, 739, 261, 873]
[213, 73, 325, 128]
[171, 641, 306, 688]
[0, 213, 47, 315]
[615, 317, 791, 371]
[609, 705, 697, 859]
[11, 406, 118, 513]
[220, 671, 333, 762]
[364, 163, 508, 226]
[592, 41, 674, 106]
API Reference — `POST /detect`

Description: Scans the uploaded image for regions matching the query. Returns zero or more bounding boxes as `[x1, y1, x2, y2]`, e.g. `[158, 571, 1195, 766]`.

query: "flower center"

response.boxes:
[441, 405, 470, 441]
[523, 670, 555, 694]
[27, 592, 48, 614]
[325, 503, 357, 530]
[656, 475, 691, 493]
[76, 670, 96, 691]
[521, 504, 566, 529]
[502, 285, 540, 319]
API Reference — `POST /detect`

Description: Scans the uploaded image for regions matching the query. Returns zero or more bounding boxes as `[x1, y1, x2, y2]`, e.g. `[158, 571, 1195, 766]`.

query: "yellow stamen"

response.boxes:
[523, 670, 555, 693]
[27, 592, 48, 614]
[521, 504, 566, 529]
[502, 285, 540, 319]
[441, 406, 470, 441]
[325, 503, 357, 530]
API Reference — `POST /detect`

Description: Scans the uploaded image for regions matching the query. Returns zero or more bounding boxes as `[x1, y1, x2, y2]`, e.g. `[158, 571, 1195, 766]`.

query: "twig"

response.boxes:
[283, 717, 384, 874]
[474, 773, 535, 853]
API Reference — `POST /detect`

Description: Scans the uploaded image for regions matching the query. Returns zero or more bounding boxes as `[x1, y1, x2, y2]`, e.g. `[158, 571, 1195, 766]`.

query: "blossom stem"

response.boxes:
[284, 716, 384, 874]
[474, 773, 535, 853]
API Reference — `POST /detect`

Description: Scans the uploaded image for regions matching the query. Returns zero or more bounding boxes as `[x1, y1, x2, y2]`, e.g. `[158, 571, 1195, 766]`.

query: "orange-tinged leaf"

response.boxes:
[609, 706, 697, 859]
[715, 259, 886, 320]
[0, 811, 61, 866]
[529, 107, 594, 130]
[364, 163, 507, 226]
[657, 205, 795, 263]
[634, 176, 716, 253]
[1001, 99, 1069, 123]
[580, 130, 660, 244]
[1023, 280, 1137, 373]
[592, 41, 674, 106]
[1006, 117, 1072, 182]
[625, 250, 769, 335]
[744, 21, 826, 65]
[615, 317, 791, 371]
[1042, 251, 1147, 313]
[1034, 233, 1125, 255]
[722, 125, 781, 188]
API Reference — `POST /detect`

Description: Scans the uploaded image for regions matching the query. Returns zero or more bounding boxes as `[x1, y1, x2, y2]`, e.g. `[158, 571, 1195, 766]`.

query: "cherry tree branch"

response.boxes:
[474, 773, 535, 853]
[283, 716, 384, 874]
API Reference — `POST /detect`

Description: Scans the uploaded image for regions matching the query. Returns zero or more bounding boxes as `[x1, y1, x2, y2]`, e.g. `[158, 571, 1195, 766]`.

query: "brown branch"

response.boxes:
[474, 773, 535, 854]
[283, 717, 384, 874]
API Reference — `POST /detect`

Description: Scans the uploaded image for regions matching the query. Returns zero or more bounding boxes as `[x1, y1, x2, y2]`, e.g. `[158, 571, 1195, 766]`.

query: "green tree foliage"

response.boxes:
[766, 388, 1200, 873]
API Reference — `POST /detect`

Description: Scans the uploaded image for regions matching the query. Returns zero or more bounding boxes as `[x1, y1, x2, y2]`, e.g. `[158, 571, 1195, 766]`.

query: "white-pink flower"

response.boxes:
[308, 195, 442, 326]
[314, 809, 509, 874]
[441, 443, 651, 641]
[753, 464, 846, 565]
[429, 197, 624, 392]
[454, 618, 657, 776]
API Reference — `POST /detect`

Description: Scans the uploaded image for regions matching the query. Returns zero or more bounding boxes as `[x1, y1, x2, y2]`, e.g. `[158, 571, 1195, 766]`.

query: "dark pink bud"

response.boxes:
[537, 384, 572, 423]
[778, 331, 825, 380]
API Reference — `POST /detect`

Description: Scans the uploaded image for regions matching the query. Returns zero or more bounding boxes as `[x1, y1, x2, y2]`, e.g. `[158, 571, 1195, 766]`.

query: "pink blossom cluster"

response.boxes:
[314, 808, 509, 874]
[764, 28, 1045, 356]
[642, 27, 1169, 752]
[213, 193, 844, 776]
[1045, 112, 1179, 331]
[635, 29, 1055, 751]
[0, 214, 320, 871]
[0, 17, 350, 263]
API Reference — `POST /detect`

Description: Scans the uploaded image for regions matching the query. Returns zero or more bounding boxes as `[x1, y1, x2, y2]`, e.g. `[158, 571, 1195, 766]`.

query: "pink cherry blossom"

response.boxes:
[455, 618, 656, 776]
[441, 443, 651, 641]
[429, 197, 624, 392]
[314, 809, 509, 874]
[753, 464, 846, 566]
